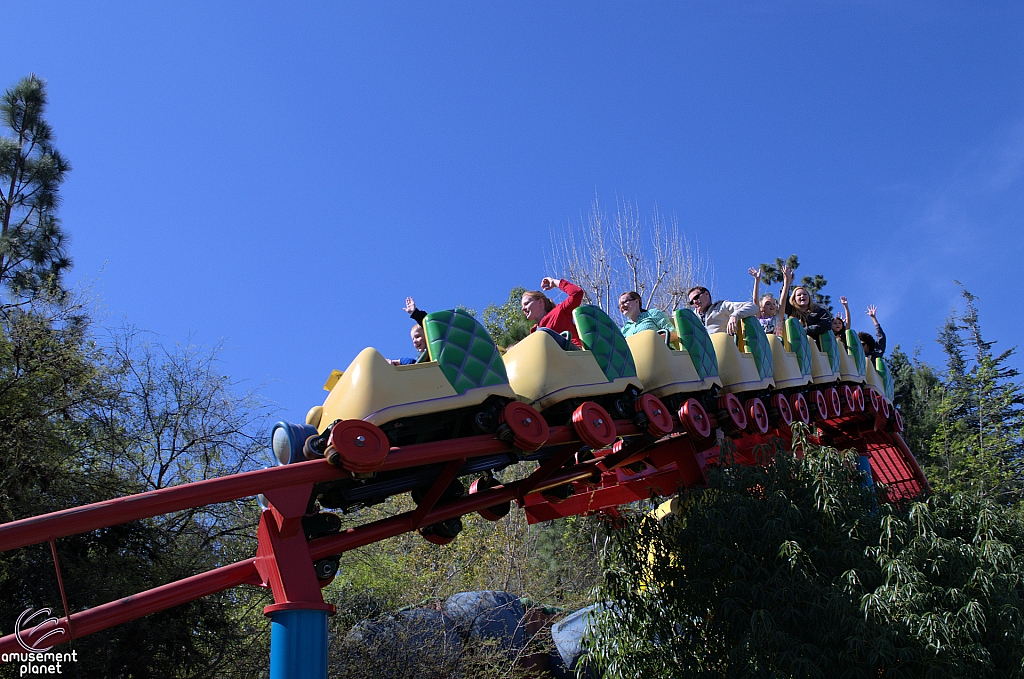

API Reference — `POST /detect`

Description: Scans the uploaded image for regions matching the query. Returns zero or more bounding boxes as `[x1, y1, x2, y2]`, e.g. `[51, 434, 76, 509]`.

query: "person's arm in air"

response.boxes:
[840, 296, 851, 328]
[774, 266, 794, 335]
[867, 305, 886, 355]
[541, 277, 584, 312]
[748, 267, 761, 305]
[404, 297, 427, 327]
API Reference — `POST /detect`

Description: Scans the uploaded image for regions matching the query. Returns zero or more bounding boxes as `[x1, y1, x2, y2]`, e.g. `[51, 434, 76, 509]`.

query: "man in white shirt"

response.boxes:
[687, 286, 758, 335]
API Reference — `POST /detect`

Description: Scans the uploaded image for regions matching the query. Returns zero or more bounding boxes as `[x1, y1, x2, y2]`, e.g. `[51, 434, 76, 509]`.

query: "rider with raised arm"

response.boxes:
[522, 276, 585, 348]
[832, 295, 851, 346]
[785, 285, 833, 340]
[748, 265, 793, 335]
[858, 304, 887, 360]
[388, 296, 430, 365]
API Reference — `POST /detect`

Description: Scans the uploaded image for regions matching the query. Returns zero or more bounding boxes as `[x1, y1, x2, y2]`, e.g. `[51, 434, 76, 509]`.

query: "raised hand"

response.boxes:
[403, 297, 417, 314]
[748, 267, 761, 280]
[782, 265, 795, 281]
[866, 304, 878, 319]
[840, 296, 848, 305]
[541, 277, 559, 291]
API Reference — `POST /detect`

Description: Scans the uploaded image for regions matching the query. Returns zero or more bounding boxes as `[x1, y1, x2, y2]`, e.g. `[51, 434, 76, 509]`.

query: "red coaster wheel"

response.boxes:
[880, 398, 891, 419]
[718, 393, 748, 434]
[866, 388, 882, 414]
[892, 407, 904, 433]
[790, 392, 811, 425]
[852, 385, 865, 412]
[469, 476, 511, 521]
[841, 385, 858, 413]
[770, 393, 793, 430]
[327, 420, 390, 473]
[418, 517, 463, 546]
[500, 401, 549, 451]
[808, 391, 828, 422]
[825, 387, 842, 419]
[636, 393, 674, 437]
[572, 401, 617, 449]
[746, 398, 770, 434]
[678, 398, 712, 439]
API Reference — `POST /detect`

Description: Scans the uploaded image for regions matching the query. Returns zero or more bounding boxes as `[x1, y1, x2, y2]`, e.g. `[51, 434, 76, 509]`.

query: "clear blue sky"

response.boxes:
[4, 3, 1022, 428]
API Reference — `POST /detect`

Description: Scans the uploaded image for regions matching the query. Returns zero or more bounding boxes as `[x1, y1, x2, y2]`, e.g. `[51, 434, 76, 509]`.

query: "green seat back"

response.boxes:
[876, 358, 895, 402]
[424, 309, 509, 395]
[573, 305, 637, 381]
[818, 328, 841, 373]
[845, 329, 866, 375]
[741, 317, 773, 380]
[785, 318, 813, 377]
[673, 309, 719, 380]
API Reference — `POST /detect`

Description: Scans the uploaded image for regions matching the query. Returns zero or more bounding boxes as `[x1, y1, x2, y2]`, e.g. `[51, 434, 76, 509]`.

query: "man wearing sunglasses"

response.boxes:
[687, 286, 757, 336]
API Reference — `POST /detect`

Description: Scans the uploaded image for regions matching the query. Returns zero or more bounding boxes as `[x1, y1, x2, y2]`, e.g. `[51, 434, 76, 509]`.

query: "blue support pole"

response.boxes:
[269, 608, 329, 679]
[857, 456, 874, 489]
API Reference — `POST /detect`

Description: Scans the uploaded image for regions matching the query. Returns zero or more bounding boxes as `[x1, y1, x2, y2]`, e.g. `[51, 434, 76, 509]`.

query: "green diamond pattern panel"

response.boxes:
[846, 329, 866, 375]
[674, 309, 719, 380]
[786, 318, 813, 377]
[424, 309, 509, 395]
[876, 358, 895, 402]
[741, 317, 774, 380]
[574, 305, 637, 381]
[819, 328, 841, 373]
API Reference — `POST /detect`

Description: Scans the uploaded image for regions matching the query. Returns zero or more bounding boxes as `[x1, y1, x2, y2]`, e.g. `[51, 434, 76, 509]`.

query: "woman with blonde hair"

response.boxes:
[785, 285, 833, 339]
[522, 276, 585, 348]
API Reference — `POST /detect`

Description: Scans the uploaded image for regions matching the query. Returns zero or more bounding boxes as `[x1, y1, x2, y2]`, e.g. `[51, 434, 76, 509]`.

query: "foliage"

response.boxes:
[482, 286, 532, 349]
[889, 345, 943, 459]
[0, 75, 71, 301]
[925, 286, 1024, 502]
[758, 254, 831, 311]
[587, 430, 1024, 678]
[325, 491, 605, 678]
[0, 303, 270, 679]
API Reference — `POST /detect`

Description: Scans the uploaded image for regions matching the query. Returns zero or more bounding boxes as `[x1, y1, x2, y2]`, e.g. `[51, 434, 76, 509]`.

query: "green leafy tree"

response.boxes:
[759, 254, 831, 311]
[0, 305, 270, 679]
[888, 345, 942, 458]
[0, 75, 71, 300]
[482, 286, 532, 349]
[587, 430, 1024, 678]
[926, 286, 1024, 501]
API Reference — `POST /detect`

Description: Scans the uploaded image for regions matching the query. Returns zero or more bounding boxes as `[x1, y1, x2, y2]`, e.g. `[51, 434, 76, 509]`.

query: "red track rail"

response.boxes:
[0, 395, 928, 656]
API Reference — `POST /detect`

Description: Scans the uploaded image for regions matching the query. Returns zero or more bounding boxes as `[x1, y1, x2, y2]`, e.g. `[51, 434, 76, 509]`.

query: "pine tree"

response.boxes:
[0, 74, 72, 300]
[888, 345, 942, 457]
[759, 254, 831, 311]
[928, 285, 1024, 501]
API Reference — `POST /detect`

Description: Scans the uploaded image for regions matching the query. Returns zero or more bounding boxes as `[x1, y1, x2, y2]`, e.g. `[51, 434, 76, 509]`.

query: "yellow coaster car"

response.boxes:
[502, 305, 644, 423]
[838, 329, 867, 384]
[865, 356, 895, 404]
[711, 316, 774, 394]
[625, 308, 721, 402]
[770, 318, 814, 390]
[806, 326, 841, 385]
[308, 309, 517, 446]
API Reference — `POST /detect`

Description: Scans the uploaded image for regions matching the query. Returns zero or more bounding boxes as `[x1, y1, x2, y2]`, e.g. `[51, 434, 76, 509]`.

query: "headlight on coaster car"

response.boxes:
[271, 421, 319, 465]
